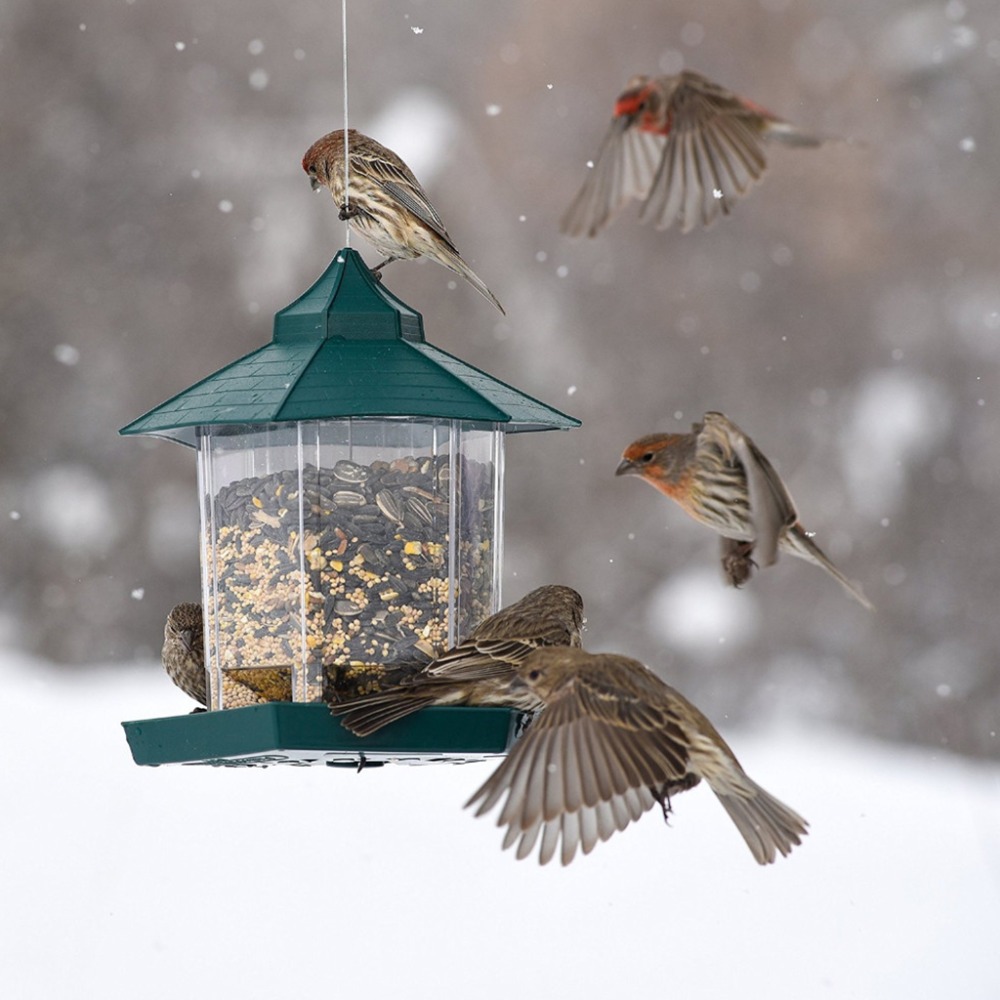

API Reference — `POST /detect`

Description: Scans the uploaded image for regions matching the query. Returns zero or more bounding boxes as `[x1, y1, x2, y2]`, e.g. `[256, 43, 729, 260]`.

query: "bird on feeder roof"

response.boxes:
[304, 128, 505, 314]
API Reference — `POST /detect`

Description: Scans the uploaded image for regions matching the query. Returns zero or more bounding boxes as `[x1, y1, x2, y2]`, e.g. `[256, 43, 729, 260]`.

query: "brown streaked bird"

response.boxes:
[161, 602, 207, 706]
[331, 585, 585, 737]
[561, 70, 822, 237]
[302, 128, 505, 313]
[616, 411, 873, 609]
[467, 647, 808, 866]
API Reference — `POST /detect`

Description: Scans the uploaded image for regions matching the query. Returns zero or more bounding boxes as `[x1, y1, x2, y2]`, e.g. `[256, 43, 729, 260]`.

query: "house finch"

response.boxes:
[616, 411, 873, 609]
[467, 647, 808, 866]
[561, 70, 822, 237]
[331, 585, 585, 736]
[302, 128, 505, 313]
[161, 602, 207, 706]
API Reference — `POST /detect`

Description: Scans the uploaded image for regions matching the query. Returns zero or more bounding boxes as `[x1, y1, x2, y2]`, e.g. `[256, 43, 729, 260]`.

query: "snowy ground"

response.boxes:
[2, 651, 998, 1000]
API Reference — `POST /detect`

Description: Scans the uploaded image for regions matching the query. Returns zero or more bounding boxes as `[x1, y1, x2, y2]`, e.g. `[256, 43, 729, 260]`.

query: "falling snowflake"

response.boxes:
[53, 345, 81, 366]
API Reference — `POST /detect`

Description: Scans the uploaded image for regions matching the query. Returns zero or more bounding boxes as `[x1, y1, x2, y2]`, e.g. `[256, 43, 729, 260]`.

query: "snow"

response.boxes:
[24, 464, 119, 555]
[367, 91, 458, 183]
[2, 651, 998, 999]
[841, 369, 953, 516]
[646, 568, 759, 653]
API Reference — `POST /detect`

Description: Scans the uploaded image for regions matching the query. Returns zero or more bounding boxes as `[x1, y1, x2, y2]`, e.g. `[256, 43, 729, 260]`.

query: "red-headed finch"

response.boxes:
[561, 70, 822, 237]
[161, 602, 207, 706]
[331, 585, 585, 736]
[303, 128, 504, 313]
[467, 647, 808, 866]
[616, 411, 872, 609]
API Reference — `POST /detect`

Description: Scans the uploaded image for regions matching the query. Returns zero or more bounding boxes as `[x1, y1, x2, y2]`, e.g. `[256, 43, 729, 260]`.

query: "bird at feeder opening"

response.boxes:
[331, 584, 584, 736]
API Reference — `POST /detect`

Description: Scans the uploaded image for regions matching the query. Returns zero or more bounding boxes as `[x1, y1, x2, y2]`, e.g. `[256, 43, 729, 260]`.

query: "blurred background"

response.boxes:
[1, 0, 997, 759]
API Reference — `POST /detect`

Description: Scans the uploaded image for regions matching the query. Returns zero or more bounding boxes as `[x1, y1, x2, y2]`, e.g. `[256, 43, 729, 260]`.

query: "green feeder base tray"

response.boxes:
[122, 702, 532, 768]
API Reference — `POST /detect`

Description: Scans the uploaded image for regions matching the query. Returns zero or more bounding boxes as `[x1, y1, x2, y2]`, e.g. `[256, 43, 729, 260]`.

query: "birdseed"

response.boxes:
[203, 455, 494, 707]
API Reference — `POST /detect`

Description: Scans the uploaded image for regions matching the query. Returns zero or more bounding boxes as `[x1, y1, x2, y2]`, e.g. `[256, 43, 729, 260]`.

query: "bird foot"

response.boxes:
[368, 258, 400, 282]
[338, 203, 361, 221]
[721, 539, 758, 589]
[651, 785, 673, 825]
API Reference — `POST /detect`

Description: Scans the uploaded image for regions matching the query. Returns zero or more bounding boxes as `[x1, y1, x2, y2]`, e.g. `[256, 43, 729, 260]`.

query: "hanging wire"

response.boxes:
[341, 0, 351, 246]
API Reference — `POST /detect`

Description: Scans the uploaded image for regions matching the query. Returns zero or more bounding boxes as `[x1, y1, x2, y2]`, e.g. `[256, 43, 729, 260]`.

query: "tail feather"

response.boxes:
[785, 525, 874, 611]
[437, 244, 506, 315]
[711, 776, 809, 865]
[331, 693, 436, 737]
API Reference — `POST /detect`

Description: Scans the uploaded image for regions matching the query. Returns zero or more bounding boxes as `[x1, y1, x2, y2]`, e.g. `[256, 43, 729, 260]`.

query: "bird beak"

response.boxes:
[180, 628, 198, 656]
[615, 458, 637, 477]
[309, 177, 321, 192]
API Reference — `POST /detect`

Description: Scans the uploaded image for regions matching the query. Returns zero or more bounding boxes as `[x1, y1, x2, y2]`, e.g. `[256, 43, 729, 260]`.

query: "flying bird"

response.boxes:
[303, 128, 505, 313]
[561, 70, 822, 237]
[616, 411, 873, 608]
[331, 585, 585, 736]
[467, 647, 809, 866]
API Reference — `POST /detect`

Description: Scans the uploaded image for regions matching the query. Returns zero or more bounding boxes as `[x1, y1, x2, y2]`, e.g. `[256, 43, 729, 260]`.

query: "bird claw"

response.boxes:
[651, 785, 673, 825]
[368, 258, 399, 282]
[338, 203, 360, 221]
[721, 539, 758, 588]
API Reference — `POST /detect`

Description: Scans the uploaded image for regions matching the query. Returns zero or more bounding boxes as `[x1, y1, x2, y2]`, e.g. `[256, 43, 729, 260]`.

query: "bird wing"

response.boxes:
[560, 116, 664, 238]
[466, 668, 693, 861]
[424, 638, 539, 681]
[355, 145, 454, 245]
[701, 412, 798, 567]
[640, 75, 769, 232]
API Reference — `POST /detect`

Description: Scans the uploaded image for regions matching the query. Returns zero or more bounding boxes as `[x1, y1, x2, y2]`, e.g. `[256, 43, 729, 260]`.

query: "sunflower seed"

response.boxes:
[332, 490, 366, 507]
[376, 489, 405, 524]
[333, 460, 370, 484]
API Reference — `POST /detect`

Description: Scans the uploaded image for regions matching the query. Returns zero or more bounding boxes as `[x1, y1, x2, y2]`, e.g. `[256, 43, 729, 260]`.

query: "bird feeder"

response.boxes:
[120, 249, 578, 767]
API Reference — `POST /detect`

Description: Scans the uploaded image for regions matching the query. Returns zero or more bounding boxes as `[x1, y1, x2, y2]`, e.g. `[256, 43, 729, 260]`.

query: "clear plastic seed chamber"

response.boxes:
[198, 418, 502, 710]
[120, 249, 578, 767]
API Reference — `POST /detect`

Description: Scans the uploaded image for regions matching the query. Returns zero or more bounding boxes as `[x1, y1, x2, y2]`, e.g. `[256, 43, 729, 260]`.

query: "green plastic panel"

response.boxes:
[121, 703, 532, 767]
[119, 248, 579, 446]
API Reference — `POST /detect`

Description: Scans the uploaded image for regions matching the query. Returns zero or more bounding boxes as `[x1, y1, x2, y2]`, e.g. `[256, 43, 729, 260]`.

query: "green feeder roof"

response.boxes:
[120, 248, 579, 447]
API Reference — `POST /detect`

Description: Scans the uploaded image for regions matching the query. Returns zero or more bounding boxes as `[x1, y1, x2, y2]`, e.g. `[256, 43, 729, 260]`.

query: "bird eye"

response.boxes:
[528, 669, 541, 681]
[640, 451, 655, 463]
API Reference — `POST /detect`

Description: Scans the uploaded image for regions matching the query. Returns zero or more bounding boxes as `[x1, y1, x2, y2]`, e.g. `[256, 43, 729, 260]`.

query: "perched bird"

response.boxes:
[161, 602, 207, 706]
[616, 411, 873, 609]
[467, 647, 808, 866]
[331, 585, 585, 736]
[561, 70, 822, 237]
[303, 128, 505, 313]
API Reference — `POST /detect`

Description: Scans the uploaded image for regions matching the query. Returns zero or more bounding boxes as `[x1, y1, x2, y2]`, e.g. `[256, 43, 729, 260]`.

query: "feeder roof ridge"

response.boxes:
[119, 248, 579, 446]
